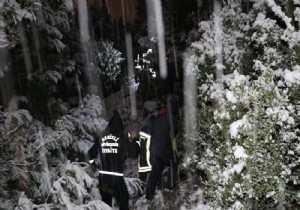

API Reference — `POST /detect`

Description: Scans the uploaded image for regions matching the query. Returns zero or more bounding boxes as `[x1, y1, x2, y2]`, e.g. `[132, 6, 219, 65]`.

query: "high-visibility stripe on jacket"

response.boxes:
[99, 170, 123, 176]
[138, 131, 152, 173]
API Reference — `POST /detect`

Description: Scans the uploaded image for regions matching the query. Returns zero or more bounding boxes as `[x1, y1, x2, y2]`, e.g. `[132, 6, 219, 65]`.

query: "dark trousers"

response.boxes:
[145, 156, 177, 200]
[139, 172, 149, 182]
[98, 174, 129, 210]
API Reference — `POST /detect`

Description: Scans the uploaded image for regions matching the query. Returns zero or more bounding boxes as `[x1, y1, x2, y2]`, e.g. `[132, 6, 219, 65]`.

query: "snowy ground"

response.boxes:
[110, 177, 210, 210]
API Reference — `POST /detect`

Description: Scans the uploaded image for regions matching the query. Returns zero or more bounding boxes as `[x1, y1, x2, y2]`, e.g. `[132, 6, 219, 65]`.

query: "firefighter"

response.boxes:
[123, 126, 140, 178]
[145, 96, 179, 200]
[88, 111, 129, 210]
[127, 125, 152, 182]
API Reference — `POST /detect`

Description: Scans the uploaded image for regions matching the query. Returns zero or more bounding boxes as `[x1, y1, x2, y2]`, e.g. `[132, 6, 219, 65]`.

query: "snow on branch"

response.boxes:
[265, 0, 294, 30]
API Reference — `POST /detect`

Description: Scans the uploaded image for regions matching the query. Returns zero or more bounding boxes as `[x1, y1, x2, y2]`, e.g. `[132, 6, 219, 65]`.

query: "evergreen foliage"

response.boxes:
[96, 40, 124, 84]
[185, 0, 300, 209]
[93, 39, 125, 97]
[0, 95, 108, 210]
[0, 0, 145, 208]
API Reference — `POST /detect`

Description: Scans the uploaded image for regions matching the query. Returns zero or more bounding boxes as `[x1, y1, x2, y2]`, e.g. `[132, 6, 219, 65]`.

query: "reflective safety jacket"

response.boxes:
[88, 111, 126, 177]
[138, 131, 152, 173]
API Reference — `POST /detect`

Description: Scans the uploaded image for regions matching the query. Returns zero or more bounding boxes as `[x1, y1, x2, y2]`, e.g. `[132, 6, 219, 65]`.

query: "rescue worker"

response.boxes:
[145, 96, 179, 200]
[123, 126, 140, 178]
[127, 126, 152, 182]
[88, 111, 129, 210]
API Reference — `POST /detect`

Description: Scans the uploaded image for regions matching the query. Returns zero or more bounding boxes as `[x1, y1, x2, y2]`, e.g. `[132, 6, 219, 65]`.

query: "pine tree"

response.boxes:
[95, 40, 124, 88]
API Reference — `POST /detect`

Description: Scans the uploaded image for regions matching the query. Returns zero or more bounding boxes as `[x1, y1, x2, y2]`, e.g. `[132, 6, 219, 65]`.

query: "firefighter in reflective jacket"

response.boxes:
[127, 126, 152, 182]
[88, 111, 129, 210]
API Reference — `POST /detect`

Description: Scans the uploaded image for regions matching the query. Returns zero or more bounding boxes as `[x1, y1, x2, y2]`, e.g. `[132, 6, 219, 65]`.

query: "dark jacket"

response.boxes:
[148, 108, 173, 161]
[125, 136, 140, 159]
[88, 111, 126, 176]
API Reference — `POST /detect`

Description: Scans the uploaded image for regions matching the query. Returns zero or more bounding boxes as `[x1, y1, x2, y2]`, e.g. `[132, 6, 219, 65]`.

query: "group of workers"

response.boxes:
[87, 95, 179, 210]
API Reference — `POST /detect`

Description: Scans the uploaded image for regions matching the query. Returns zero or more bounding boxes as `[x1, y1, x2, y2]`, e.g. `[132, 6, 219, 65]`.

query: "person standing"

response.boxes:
[123, 127, 140, 178]
[145, 97, 178, 200]
[127, 125, 152, 182]
[88, 110, 129, 210]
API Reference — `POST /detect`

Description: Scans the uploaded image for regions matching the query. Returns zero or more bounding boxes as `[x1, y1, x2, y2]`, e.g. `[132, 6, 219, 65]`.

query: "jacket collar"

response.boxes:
[156, 107, 167, 116]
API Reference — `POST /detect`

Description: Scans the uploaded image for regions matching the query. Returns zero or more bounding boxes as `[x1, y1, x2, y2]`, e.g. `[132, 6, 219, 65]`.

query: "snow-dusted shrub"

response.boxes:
[0, 0, 36, 48]
[96, 40, 125, 83]
[39, 161, 109, 210]
[0, 0, 73, 51]
[0, 98, 34, 210]
[0, 95, 108, 210]
[196, 69, 300, 210]
[34, 0, 74, 53]
[125, 178, 145, 199]
[14, 162, 110, 210]
[68, 95, 108, 155]
[185, 0, 300, 209]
